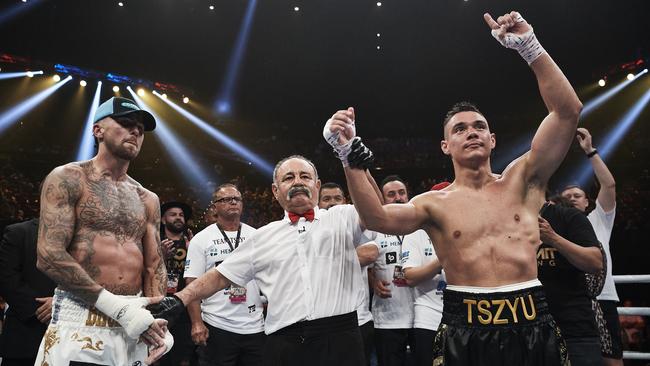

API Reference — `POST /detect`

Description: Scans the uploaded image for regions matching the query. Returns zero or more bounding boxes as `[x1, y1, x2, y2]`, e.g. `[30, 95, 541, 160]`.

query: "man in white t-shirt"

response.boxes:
[184, 184, 265, 366]
[401, 182, 447, 366]
[562, 127, 621, 366]
[368, 176, 415, 366]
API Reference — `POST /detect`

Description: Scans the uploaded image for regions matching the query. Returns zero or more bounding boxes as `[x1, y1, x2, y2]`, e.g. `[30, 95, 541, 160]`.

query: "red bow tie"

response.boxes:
[288, 209, 315, 224]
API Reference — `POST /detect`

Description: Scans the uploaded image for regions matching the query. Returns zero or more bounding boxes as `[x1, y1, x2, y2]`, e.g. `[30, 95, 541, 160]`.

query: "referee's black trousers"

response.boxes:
[264, 311, 365, 366]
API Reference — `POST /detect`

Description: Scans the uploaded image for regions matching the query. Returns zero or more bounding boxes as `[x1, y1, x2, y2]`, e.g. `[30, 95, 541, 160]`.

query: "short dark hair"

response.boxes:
[443, 101, 485, 129]
[319, 182, 344, 197]
[213, 183, 240, 199]
[548, 194, 574, 208]
[380, 175, 407, 191]
[561, 184, 587, 196]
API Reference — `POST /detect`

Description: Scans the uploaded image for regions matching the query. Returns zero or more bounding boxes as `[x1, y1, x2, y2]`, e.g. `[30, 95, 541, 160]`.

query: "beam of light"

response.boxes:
[0, 75, 72, 135]
[581, 69, 648, 118]
[127, 87, 215, 198]
[0, 70, 42, 80]
[76, 81, 102, 161]
[154, 90, 274, 176]
[491, 132, 534, 173]
[571, 86, 650, 186]
[213, 0, 258, 115]
[0, 0, 44, 25]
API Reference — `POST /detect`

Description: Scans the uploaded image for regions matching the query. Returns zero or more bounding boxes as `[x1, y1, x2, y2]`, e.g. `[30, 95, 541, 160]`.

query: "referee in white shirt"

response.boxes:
[151, 155, 378, 366]
[185, 184, 265, 366]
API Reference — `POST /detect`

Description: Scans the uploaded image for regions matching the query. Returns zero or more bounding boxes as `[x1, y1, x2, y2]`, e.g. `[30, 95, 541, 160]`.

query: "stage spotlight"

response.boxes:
[80, 80, 87, 87]
[0, 71, 40, 80]
[377, 33, 381, 37]
[209, 5, 214, 10]
[377, 2, 382, 6]
[183, 96, 189, 104]
[572, 87, 650, 185]
[213, 0, 258, 114]
[626, 73, 634, 81]
[118, 2, 124, 7]
[581, 69, 648, 118]
[26, 71, 34, 78]
[127, 87, 215, 200]
[154, 90, 274, 176]
[113, 85, 120, 92]
[377, 45, 381, 50]
[76, 81, 102, 161]
[52, 74, 61, 82]
[0, 75, 72, 135]
[137, 88, 145, 97]
[294, 6, 299, 11]
[598, 79, 606, 87]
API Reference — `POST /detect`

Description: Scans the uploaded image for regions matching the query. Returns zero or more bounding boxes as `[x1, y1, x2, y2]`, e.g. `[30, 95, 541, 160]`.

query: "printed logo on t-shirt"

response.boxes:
[184, 259, 191, 271]
[537, 247, 558, 267]
[401, 250, 410, 261]
[436, 280, 447, 295]
[424, 247, 433, 256]
[386, 251, 398, 264]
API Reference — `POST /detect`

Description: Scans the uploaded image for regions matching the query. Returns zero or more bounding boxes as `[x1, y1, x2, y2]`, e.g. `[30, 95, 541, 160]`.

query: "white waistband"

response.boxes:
[446, 279, 542, 294]
[51, 288, 142, 327]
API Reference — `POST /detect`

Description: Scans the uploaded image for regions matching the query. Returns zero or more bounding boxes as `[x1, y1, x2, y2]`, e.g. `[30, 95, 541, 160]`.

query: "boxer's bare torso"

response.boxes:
[414, 155, 544, 287]
[39, 159, 163, 299]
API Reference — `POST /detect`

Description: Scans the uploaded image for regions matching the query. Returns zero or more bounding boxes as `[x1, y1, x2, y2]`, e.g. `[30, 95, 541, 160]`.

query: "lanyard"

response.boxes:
[396, 235, 404, 246]
[218, 224, 241, 252]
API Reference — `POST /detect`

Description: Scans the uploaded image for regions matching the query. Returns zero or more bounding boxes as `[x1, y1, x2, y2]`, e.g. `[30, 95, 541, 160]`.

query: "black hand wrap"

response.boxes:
[346, 137, 375, 170]
[147, 295, 185, 327]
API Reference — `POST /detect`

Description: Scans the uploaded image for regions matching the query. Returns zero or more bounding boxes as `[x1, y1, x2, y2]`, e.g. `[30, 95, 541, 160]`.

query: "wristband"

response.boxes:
[587, 149, 598, 158]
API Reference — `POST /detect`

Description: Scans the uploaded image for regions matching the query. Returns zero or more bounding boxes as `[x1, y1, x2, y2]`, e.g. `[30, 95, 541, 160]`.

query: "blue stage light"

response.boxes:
[153, 91, 273, 176]
[581, 69, 648, 118]
[572, 86, 650, 185]
[127, 87, 215, 198]
[76, 81, 102, 161]
[213, 0, 258, 115]
[0, 0, 44, 26]
[0, 75, 72, 135]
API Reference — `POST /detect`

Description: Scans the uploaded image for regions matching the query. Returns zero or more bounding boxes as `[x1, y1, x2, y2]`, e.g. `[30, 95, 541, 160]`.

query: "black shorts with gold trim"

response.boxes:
[432, 285, 569, 366]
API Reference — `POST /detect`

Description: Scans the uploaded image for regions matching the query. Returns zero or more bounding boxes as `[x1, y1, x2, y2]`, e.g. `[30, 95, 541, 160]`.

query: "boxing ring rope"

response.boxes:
[613, 274, 650, 284]
[613, 275, 650, 360]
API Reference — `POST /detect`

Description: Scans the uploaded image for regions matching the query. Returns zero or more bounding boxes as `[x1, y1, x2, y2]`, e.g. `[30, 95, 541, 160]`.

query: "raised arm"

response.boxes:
[576, 128, 616, 212]
[324, 107, 427, 234]
[36, 165, 102, 303]
[142, 192, 167, 297]
[484, 11, 582, 186]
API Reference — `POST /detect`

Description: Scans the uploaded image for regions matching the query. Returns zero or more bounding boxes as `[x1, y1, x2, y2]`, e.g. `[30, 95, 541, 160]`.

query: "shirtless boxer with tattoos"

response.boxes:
[35, 97, 172, 365]
[324, 11, 582, 365]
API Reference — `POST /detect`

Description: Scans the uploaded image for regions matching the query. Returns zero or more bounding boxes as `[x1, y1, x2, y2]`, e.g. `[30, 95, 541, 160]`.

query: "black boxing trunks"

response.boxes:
[432, 279, 569, 366]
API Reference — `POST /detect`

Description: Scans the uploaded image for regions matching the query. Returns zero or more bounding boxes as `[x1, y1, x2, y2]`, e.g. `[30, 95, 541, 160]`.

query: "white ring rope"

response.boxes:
[623, 351, 650, 360]
[613, 274, 650, 283]
[617, 307, 650, 316]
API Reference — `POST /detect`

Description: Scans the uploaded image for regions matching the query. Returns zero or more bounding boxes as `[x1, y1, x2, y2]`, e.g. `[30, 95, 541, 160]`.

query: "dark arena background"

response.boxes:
[1, 0, 649, 363]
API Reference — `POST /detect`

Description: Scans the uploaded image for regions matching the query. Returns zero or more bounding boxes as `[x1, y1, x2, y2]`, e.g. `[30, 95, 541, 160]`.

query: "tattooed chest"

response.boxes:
[77, 181, 147, 243]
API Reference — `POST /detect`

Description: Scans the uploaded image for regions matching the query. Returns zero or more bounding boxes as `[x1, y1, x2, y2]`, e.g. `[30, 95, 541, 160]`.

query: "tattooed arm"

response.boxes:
[142, 190, 167, 297]
[36, 164, 103, 304]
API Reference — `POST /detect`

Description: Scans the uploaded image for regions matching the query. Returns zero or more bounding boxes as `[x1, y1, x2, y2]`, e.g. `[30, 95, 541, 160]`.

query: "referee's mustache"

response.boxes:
[287, 185, 312, 200]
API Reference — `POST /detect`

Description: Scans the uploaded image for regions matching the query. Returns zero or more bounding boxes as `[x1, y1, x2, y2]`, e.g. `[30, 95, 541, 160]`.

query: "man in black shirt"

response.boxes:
[537, 196, 605, 365]
[160, 201, 195, 366]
